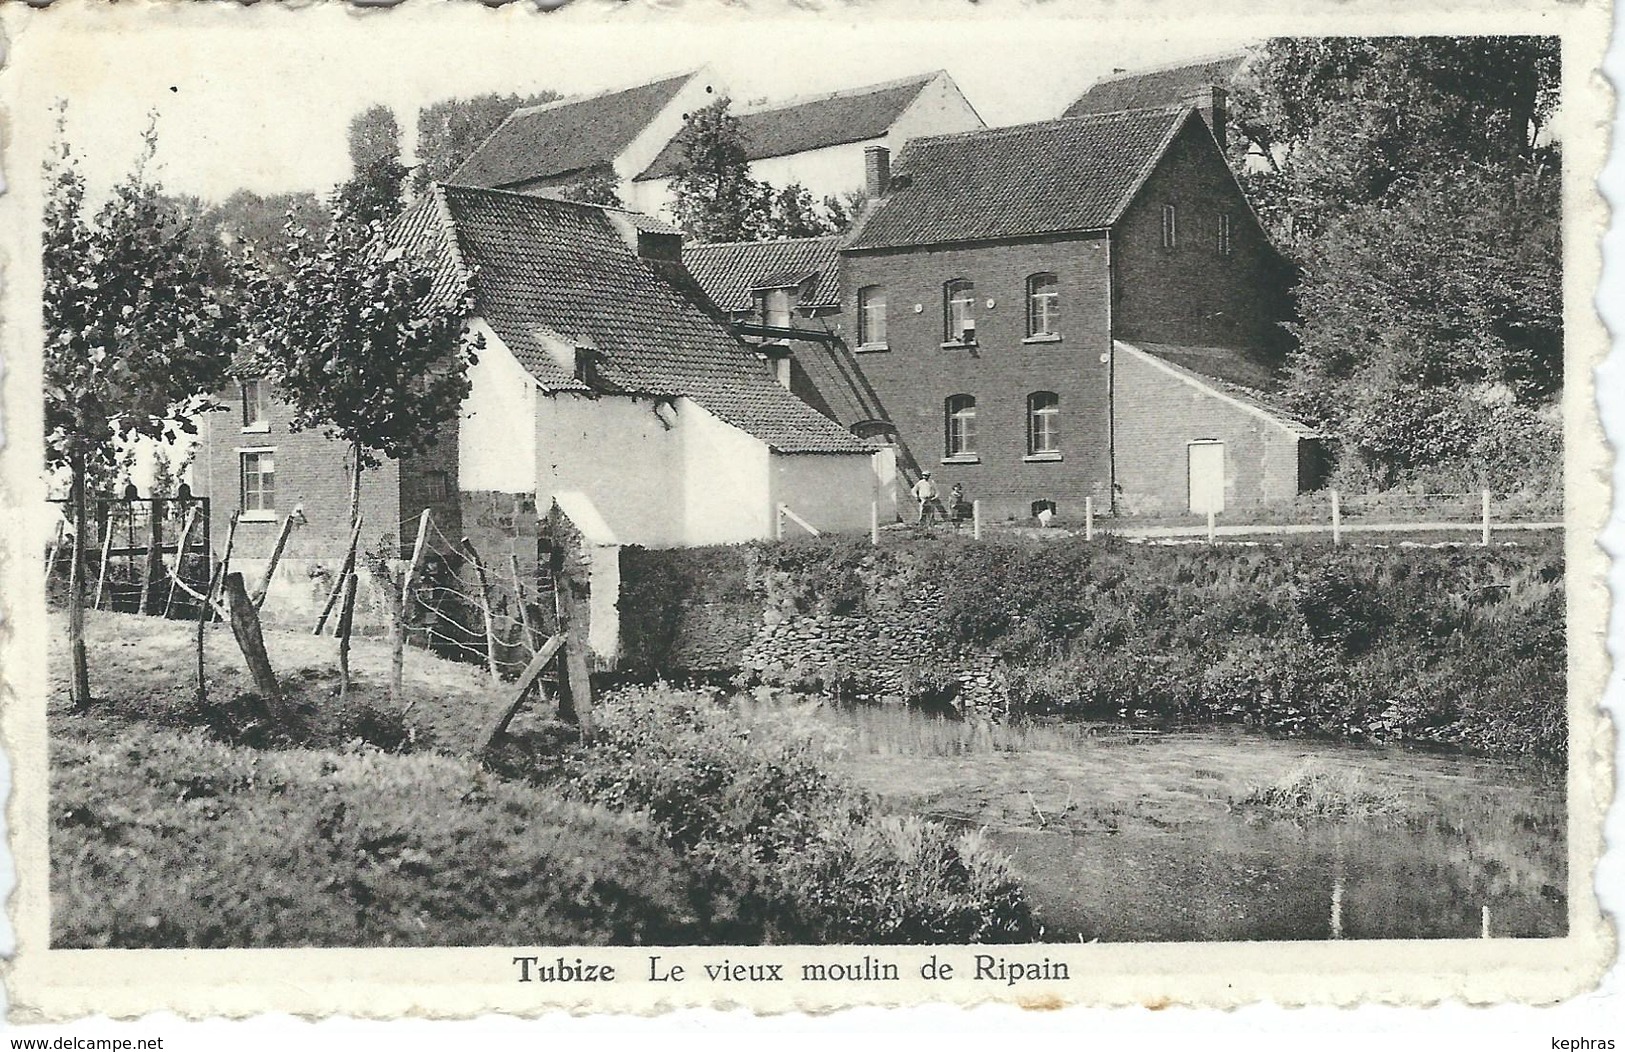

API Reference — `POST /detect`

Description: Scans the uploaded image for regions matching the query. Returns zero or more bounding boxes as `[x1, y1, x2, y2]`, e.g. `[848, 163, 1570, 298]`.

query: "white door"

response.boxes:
[1188, 441, 1226, 514]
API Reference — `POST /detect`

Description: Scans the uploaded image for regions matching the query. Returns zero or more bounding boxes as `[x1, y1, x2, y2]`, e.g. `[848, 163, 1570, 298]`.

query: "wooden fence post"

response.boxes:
[870, 502, 880, 546]
[972, 499, 982, 541]
[137, 499, 164, 614]
[44, 519, 65, 585]
[1085, 496, 1094, 541]
[391, 510, 432, 701]
[197, 562, 224, 703]
[252, 510, 298, 610]
[223, 571, 284, 716]
[93, 509, 116, 611]
[462, 537, 502, 684]
[477, 634, 565, 754]
[213, 510, 240, 606]
[1481, 489, 1491, 546]
[554, 556, 595, 737]
[1331, 489, 1342, 547]
[1207, 509, 1216, 545]
[509, 551, 538, 654]
[336, 572, 359, 702]
[161, 507, 200, 619]
[314, 514, 365, 635]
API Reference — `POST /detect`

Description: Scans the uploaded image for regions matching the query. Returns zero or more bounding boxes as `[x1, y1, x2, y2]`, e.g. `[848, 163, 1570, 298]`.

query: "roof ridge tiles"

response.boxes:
[733, 70, 938, 115]
[898, 104, 1191, 151]
[507, 68, 702, 118]
[687, 234, 842, 250]
[1086, 51, 1248, 88]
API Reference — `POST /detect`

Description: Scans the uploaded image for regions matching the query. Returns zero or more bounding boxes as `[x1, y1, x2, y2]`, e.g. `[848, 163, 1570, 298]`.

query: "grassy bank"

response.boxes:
[621, 533, 1565, 759]
[50, 612, 1035, 947]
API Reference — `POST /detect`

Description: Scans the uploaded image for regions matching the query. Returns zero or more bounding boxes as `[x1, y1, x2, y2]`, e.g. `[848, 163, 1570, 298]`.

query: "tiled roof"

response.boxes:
[844, 107, 1190, 251]
[1063, 54, 1247, 118]
[637, 73, 940, 180]
[682, 237, 841, 311]
[450, 72, 697, 190]
[402, 185, 869, 455]
[1120, 341, 1318, 438]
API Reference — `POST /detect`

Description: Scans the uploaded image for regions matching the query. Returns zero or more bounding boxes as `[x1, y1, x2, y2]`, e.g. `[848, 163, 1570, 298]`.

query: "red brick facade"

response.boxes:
[836, 113, 1303, 519]
[841, 237, 1114, 522]
[1112, 119, 1293, 357]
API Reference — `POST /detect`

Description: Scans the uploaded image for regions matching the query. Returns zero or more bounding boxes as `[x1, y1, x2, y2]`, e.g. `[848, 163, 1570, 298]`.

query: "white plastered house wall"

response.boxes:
[613, 69, 727, 211]
[458, 320, 878, 658]
[628, 71, 983, 221]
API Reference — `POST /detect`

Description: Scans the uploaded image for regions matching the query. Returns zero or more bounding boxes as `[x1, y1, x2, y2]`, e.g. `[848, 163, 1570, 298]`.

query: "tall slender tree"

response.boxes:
[243, 203, 481, 695]
[43, 111, 237, 706]
[668, 97, 772, 242]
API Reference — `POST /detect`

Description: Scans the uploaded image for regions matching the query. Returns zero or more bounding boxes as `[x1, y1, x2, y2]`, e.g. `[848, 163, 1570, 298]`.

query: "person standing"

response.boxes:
[912, 471, 941, 526]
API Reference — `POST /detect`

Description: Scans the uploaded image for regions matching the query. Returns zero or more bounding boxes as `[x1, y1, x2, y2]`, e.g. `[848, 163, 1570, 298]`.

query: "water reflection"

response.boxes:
[740, 697, 1567, 942]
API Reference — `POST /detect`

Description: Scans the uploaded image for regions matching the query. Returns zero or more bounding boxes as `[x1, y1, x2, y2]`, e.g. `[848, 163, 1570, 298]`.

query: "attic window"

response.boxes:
[574, 347, 600, 387]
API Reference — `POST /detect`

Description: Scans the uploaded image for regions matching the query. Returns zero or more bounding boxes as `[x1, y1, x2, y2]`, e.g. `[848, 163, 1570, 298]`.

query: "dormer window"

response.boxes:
[757, 287, 795, 330]
[944, 279, 976, 344]
[574, 347, 601, 388]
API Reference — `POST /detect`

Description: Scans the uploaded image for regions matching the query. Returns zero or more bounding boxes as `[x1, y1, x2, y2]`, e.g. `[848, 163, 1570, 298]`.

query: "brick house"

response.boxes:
[838, 105, 1318, 520]
[450, 70, 717, 204]
[628, 71, 983, 220]
[1063, 53, 1248, 147]
[196, 186, 879, 631]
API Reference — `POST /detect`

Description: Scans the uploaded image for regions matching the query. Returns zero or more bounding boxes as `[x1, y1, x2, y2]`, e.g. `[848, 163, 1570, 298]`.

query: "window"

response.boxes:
[945, 395, 977, 457]
[858, 285, 888, 346]
[241, 451, 275, 514]
[1161, 203, 1178, 250]
[1026, 273, 1060, 337]
[944, 279, 976, 343]
[1027, 392, 1060, 455]
[1217, 213, 1233, 256]
[241, 378, 270, 430]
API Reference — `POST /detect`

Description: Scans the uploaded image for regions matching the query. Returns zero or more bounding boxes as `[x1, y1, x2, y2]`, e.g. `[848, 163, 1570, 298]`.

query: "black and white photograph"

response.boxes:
[0, 0, 1614, 1025]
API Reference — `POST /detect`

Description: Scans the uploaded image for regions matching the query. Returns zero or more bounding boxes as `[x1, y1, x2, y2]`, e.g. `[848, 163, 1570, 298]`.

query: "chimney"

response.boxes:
[865, 145, 891, 198]
[1203, 86, 1229, 151]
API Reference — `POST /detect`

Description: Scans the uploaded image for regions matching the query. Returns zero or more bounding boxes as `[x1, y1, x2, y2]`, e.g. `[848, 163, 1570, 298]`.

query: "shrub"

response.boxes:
[510, 688, 1039, 944]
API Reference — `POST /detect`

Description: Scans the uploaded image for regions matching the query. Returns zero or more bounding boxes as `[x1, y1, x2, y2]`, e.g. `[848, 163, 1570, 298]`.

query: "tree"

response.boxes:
[43, 112, 237, 707]
[336, 104, 409, 226]
[822, 189, 869, 233]
[765, 183, 837, 238]
[244, 204, 481, 696]
[560, 171, 624, 208]
[668, 97, 772, 242]
[413, 91, 562, 196]
[1228, 37, 1562, 490]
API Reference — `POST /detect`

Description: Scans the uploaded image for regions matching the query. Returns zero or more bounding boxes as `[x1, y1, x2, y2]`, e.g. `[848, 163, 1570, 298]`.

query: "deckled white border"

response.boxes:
[0, 0, 1615, 1025]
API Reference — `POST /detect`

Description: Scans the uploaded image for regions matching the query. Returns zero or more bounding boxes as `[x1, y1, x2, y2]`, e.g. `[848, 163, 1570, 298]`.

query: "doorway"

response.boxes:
[1187, 440, 1225, 514]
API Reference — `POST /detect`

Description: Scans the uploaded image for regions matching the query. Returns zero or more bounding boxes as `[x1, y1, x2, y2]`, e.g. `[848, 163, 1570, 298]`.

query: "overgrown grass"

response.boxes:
[1233, 762, 1410, 819]
[52, 724, 722, 948]
[490, 687, 1039, 944]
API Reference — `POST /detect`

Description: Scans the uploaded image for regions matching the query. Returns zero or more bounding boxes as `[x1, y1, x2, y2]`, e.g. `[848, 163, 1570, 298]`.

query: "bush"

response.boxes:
[506, 688, 1039, 944]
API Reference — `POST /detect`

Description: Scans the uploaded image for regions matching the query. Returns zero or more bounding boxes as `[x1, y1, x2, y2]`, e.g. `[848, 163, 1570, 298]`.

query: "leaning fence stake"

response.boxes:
[44, 519, 65, 586]
[162, 507, 200, 619]
[461, 537, 502, 685]
[93, 508, 117, 611]
[253, 510, 299, 610]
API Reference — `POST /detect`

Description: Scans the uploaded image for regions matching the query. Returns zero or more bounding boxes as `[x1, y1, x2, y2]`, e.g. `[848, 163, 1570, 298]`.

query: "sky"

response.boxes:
[5, 3, 1260, 204]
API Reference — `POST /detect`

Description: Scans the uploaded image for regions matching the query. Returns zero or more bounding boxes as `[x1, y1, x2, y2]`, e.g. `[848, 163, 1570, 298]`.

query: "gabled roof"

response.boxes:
[637, 72, 942, 180]
[1063, 54, 1247, 118]
[682, 236, 841, 312]
[450, 72, 698, 190]
[396, 185, 869, 455]
[843, 107, 1191, 251]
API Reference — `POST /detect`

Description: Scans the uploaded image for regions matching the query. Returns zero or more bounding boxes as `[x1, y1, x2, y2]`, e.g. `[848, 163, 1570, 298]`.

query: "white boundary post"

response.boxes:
[1331, 489, 1342, 547]
[1207, 508, 1216, 545]
[1085, 496, 1094, 541]
[871, 502, 880, 546]
[1481, 489, 1491, 546]
[972, 500, 982, 541]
